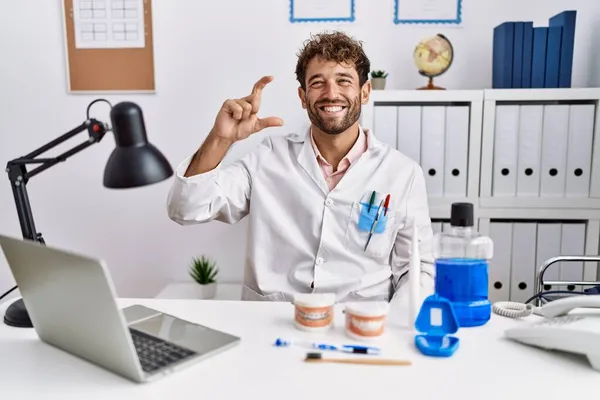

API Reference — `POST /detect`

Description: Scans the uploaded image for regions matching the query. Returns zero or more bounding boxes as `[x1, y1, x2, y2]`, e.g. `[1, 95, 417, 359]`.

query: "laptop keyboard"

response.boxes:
[129, 328, 197, 373]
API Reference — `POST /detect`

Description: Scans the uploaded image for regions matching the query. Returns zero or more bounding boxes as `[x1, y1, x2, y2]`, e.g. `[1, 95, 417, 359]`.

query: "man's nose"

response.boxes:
[323, 81, 340, 99]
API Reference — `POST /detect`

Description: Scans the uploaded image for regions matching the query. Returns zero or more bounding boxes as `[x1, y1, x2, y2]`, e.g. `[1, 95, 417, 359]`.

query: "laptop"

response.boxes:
[0, 234, 240, 383]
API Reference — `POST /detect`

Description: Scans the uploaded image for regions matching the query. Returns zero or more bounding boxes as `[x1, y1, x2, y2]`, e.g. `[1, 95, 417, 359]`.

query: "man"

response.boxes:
[167, 31, 435, 304]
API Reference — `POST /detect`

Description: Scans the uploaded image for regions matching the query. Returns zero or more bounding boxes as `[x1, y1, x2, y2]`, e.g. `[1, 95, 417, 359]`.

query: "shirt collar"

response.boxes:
[310, 125, 368, 166]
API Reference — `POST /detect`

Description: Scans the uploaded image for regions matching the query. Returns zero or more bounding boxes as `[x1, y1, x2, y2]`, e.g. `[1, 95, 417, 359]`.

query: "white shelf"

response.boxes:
[483, 88, 600, 102]
[364, 88, 600, 304]
[369, 89, 483, 103]
[479, 197, 600, 211]
[476, 207, 600, 220]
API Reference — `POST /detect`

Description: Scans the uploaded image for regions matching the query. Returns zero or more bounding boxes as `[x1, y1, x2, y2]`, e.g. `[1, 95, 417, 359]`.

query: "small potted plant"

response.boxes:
[188, 255, 218, 299]
[370, 70, 388, 90]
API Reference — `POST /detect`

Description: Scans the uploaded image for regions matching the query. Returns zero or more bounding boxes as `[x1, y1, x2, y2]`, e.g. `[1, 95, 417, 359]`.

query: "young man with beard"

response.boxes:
[167, 31, 435, 305]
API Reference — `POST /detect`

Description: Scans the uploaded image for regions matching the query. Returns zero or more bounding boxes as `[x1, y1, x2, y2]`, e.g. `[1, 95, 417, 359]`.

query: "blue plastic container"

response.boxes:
[414, 294, 460, 357]
[433, 203, 494, 327]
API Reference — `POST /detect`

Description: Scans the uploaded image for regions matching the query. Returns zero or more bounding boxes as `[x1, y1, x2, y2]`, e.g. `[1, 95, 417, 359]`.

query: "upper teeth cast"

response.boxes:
[323, 106, 343, 112]
[350, 318, 383, 332]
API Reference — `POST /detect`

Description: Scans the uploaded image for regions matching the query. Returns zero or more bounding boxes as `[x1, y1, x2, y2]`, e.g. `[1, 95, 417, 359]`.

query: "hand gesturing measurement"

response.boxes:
[211, 76, 284, 143]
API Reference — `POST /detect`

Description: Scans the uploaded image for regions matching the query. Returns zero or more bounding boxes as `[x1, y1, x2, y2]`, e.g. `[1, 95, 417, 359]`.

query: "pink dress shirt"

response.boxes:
[310, 127, 368, 191]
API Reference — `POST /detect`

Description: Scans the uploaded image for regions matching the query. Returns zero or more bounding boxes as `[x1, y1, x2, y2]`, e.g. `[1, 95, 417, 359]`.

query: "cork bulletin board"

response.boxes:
[62, 0, 155, 93]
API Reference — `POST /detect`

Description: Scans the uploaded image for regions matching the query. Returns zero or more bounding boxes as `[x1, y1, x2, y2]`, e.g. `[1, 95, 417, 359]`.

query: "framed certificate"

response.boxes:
[289, 0, 355, 23]
[394, 0, 462, 25]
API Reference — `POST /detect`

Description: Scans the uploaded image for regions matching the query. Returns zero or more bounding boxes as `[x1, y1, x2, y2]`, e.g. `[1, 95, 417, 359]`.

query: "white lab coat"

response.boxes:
[166, 126, 435, 303]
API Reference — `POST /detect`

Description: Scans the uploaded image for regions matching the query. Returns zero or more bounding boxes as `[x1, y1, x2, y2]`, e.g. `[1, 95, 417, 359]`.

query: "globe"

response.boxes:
[413, 34, 453, 90]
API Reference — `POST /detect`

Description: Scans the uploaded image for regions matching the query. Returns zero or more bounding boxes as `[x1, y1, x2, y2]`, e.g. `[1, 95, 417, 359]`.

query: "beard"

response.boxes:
[306, 93, 361, 135]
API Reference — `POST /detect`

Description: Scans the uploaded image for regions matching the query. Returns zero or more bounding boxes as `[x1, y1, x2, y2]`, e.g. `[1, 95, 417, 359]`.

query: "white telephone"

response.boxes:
[499, 295, 600, 372]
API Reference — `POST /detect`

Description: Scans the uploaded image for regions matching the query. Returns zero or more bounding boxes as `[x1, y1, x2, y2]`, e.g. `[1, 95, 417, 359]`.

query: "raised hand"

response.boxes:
[210, 76, 284, 143]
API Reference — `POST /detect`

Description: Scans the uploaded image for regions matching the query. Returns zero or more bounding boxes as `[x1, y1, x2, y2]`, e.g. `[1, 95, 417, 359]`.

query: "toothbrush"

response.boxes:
[408, 221, 420, 329]
[274, 338, 380, 354]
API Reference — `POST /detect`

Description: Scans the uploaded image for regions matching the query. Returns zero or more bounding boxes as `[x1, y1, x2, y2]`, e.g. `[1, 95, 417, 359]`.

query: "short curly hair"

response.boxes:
[295, 31, 371, 90]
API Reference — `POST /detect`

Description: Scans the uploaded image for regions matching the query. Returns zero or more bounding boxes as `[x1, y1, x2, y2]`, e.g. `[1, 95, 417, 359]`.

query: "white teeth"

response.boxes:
[350, 318, 383, 332]
[323, 106, 343, 112]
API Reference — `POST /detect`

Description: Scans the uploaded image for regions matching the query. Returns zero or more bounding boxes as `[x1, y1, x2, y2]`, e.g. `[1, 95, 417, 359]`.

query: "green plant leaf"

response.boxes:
[371, 70, 388, 78]
[189, 255, 218, 284]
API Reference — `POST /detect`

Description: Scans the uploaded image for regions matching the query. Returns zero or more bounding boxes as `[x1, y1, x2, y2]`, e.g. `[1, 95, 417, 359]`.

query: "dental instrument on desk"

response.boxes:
[304, 352, 411, 366]
[273, 338, 380, 354]
[408, 219, 420, 329]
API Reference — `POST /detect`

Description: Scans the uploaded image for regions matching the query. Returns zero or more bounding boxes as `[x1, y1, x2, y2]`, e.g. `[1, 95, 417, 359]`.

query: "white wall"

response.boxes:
[1, 0, 600, 300]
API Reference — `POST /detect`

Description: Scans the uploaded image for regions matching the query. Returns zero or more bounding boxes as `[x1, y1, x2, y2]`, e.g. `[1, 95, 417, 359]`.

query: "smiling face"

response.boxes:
[298, 56, 371, 136]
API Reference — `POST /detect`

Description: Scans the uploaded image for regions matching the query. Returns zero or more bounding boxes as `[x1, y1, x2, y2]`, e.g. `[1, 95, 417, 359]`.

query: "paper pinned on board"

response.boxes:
[394, 0, 462, 24]
[290, 0, 355, 22]
[72, 0, 146, 49]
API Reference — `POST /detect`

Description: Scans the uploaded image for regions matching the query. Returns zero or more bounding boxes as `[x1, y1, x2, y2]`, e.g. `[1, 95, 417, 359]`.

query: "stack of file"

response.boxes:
[492, 10, 576, 88]
[492, 103, 595, 198]
[373, 105, 470, 199]
[488, 220, 586, 304]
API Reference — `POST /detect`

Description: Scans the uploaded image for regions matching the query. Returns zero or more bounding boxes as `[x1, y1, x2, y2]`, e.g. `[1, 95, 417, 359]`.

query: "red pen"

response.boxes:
[383, 194, 390, 216]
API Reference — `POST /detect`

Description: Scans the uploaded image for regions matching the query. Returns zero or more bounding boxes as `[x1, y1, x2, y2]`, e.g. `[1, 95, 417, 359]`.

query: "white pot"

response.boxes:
[192, 283, 218, 299]
[371, 77, 386, 90]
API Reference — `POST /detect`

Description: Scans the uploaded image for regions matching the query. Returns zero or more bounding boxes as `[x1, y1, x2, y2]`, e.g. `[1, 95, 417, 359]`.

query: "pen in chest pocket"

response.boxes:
[364, 199, 385, 251]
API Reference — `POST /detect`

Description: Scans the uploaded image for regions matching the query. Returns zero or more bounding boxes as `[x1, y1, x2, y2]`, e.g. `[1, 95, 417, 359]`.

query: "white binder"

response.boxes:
[396, 106, 422, 164]
[443, 106, 469, 197]
[516, 105, 543, 197]
[492, 105, 519, 196]
[420, 106, 446, 197]
[373, 106, 398, 149]
[488, 222, 512, 303]
[535, 222, 562, 292]
[509, 223, 537, 303]
[559, 222, 586, 292]
[565, 104, 595, 198]
[540, 105, 569, 197]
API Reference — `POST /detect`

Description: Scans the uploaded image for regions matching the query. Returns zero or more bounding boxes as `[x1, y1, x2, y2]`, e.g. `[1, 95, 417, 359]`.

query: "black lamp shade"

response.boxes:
[103, 102, 173, 188]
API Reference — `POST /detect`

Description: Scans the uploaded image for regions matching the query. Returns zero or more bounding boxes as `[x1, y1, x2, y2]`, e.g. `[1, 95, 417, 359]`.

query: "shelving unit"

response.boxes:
[361, 88, 600, 304]
[361, 89, 484, 220]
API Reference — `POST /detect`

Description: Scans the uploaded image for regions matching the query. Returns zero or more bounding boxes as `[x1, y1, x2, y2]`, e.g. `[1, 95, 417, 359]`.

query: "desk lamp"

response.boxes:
[2, 99, 173, 328]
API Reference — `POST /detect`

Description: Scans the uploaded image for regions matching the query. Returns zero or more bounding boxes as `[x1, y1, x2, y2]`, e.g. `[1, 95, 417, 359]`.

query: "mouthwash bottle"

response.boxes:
[433, 203, 494, 327]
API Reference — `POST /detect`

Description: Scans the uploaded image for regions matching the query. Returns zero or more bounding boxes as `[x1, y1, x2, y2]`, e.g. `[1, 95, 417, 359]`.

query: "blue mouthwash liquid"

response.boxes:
[433, 203, 494, 327]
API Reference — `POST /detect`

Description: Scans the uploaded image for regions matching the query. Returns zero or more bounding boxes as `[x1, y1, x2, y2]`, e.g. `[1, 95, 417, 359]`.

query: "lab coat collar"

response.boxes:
[294, 124, 384, 195]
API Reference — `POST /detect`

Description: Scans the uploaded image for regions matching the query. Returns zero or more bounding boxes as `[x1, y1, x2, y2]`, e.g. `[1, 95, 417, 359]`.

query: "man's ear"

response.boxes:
[360, 80, 371, 104]
[298, 86, 307, 109]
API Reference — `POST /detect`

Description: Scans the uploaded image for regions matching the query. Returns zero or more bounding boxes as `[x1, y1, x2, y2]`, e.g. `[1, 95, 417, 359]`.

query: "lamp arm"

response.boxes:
[5, 118, 110, 243]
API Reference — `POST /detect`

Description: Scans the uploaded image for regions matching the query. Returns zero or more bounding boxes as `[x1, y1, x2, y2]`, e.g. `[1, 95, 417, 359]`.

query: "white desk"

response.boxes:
[0, 298, 597, 399]
[155, 282, 242, 300]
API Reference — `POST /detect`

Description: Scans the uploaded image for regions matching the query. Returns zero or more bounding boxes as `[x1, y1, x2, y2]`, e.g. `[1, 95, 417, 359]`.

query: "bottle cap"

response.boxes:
[450, 203, 474, 227]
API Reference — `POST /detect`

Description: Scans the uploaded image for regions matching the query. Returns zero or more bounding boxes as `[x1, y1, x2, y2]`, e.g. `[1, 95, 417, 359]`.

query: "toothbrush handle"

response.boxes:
[313, 358, 412, 366]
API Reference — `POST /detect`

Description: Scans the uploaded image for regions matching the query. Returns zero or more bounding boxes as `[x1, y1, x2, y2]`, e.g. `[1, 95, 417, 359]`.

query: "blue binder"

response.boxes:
[544, 26, 562, 88]
[492, 22, 515, 88]
[531, 27, 548, 88]
[549, 10, 577, 88]
[512, 22, 525, 88]
[521, 22, 534, 88]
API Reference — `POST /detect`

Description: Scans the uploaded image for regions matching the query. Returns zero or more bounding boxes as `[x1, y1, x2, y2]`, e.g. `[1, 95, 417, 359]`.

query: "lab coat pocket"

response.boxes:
[344, 201, 399, 258]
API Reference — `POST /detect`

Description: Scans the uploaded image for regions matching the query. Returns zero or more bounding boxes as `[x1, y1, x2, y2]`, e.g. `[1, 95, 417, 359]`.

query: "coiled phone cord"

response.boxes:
[492, 290, 594, 319]
[492, 301, 543, 318]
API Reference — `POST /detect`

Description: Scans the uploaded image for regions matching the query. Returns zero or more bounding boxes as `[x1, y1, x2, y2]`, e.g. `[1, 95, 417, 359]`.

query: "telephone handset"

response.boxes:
[492, 295, 600, 319]
[538, 295, 600, 318]
[501, 295, 600, 372]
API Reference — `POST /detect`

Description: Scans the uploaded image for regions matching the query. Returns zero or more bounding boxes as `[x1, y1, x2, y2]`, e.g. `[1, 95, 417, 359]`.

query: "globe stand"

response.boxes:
[417, 76, 445, 90]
